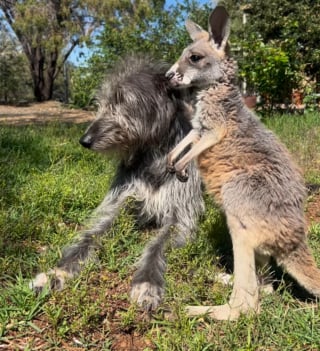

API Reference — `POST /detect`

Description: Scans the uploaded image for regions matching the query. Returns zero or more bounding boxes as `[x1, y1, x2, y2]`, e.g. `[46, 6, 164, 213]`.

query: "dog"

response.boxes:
[166, 5, 320, 320]
[30, 56, 204, 311]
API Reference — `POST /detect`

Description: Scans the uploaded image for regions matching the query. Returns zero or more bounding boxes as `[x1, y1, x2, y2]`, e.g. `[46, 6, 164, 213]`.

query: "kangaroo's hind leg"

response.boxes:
[187, 213, 260, 320]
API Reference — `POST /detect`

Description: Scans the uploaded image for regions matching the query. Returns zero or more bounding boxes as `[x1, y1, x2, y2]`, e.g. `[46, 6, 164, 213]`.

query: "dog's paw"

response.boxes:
[176, 169, 189, 182]
[130, 282, 163, 311]
[29, 268, 72, 293]
[29, 272, 50, 293]
[260, 283, 274, 295]
[215, 272, 233, 285]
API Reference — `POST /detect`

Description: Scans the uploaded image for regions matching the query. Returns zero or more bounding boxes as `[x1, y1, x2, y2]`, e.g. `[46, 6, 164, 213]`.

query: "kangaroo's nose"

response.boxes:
[165, 71, 175, 80]
[79, 134, 92, 149]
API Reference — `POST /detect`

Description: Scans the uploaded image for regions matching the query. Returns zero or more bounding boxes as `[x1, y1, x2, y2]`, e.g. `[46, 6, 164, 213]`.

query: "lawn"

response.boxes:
[0, 113, 320, 350]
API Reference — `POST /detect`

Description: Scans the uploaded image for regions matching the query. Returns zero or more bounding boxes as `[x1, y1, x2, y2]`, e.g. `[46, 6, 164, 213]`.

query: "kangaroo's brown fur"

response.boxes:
[166, 5, 320, 320]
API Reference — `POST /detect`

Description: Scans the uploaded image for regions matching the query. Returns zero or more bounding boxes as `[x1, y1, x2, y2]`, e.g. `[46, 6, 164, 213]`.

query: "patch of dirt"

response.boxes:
[1, 272, 156, 351]
[306, 191, 320, 228]
[0, 101, 95, 125]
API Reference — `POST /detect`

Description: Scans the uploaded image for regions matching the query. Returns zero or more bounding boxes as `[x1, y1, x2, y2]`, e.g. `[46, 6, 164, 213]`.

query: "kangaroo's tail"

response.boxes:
[278, 242, 320, 297]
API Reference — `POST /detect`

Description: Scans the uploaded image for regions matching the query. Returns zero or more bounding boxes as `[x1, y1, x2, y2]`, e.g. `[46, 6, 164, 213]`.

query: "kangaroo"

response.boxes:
[166, 5, 320, 320]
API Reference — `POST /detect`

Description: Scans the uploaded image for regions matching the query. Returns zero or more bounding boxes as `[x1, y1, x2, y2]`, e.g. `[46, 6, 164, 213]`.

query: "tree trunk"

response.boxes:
[29, 47, 57, 102]
[32, 70, 54, 102]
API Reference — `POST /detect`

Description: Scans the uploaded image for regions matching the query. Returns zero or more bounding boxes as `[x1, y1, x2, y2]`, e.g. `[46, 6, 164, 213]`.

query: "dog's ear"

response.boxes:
[208, 5, 230, 51]
[185, 19, 209, 41]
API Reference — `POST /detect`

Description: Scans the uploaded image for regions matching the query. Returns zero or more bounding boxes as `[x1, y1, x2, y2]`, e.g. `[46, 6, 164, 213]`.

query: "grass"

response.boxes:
[263, 112, 320, 183]
[0, 112, 320, 350]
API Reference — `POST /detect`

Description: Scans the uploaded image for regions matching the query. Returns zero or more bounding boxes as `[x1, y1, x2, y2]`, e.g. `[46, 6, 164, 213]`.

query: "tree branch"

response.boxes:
[0, 0, 16, 25]
[54, 38, 80, 79]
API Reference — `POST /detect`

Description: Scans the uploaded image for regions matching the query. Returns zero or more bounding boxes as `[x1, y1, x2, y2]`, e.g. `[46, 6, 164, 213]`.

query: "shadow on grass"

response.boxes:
[0, 123, 90, 276]
[0, 123, 88, 206]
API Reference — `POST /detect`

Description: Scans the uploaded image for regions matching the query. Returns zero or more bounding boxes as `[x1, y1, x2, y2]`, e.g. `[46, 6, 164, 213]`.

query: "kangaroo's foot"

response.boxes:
[186, 300, 260, 321]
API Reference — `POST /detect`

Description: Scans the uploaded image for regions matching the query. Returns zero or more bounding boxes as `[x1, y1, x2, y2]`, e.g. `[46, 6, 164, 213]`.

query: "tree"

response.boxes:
[239, 35, 296, 108]
[241, 0, 320, 90]
[0, 29, 32, 103]
[0, 0, 105, 101]
[1, 1, 162, 102]
[70, 0, 212, 108]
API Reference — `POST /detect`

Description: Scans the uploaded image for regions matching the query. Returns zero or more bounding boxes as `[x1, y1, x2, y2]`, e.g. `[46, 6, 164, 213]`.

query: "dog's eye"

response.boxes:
[189, 55, 203, 63]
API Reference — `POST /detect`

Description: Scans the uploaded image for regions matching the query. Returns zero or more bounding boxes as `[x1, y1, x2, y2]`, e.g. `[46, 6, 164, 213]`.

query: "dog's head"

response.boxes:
[79, 57, 178, 155]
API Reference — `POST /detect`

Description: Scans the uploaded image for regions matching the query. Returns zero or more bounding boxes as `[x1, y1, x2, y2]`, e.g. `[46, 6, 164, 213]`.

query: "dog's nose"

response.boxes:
[165, 71, 175, 80]
[79, 134, 92, 148]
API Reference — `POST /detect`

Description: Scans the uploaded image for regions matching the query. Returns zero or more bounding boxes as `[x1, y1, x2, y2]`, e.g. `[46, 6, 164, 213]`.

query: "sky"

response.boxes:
[70, 0, 212, 65]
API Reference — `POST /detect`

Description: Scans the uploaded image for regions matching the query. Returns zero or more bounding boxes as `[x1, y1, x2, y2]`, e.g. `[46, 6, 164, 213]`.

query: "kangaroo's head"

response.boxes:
[166, 5, 230, 88]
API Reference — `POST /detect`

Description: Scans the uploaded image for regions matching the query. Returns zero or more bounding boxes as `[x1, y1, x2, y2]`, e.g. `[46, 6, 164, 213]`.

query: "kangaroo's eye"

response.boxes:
[189, 54, 203, 63]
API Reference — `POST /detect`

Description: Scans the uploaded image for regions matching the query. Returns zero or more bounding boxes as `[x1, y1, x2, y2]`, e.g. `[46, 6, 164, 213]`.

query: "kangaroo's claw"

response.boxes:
[176, 169, 189, 182]
[167, 163, 176, 174]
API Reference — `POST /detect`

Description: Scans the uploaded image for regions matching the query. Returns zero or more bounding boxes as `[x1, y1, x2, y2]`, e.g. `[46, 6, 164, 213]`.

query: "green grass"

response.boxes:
[263, 112, 320, 183]
[0, 113, 320, 350]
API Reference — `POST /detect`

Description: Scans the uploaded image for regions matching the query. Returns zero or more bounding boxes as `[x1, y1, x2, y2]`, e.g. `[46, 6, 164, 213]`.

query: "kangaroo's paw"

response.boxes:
[130, 282, 164, 311]
[176, 169, 189, 182]
[29, 268, 73, 293]
[186, 302, 260, 321]
[166, 155, 176, 174]
[167, 163, 176, 174]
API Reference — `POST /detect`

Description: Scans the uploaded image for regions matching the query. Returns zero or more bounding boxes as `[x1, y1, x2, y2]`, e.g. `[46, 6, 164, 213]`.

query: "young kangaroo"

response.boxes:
[166, 5, 320, 320]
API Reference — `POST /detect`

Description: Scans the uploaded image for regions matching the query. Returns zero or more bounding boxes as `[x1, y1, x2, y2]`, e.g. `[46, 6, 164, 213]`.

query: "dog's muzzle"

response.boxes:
[79, 134, 92, 149]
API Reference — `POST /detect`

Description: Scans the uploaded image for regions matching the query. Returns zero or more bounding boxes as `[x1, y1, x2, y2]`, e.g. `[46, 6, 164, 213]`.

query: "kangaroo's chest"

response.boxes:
[197, 130, 266, 203]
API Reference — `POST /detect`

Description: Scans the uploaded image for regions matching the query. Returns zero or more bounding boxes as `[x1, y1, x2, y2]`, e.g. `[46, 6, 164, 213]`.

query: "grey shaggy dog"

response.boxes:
[30, 56, 204, 311]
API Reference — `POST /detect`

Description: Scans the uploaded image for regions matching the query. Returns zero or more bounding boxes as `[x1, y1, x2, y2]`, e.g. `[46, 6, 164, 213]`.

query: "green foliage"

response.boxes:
[241, 0, 320, 89]
[70, 62, 103, 108]
[0, 274, 48, 338]
[238, 35, 297, 106]
[70, 0, 211, 107]
[0, 30, 33, 103]
[0, 0, 102, 101]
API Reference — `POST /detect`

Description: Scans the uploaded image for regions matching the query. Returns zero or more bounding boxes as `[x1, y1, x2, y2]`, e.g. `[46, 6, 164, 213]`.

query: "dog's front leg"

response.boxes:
[167, 129, 200, 172]
[131, 220, 174, 311]
[30, 185, 133, 292]
[174, 127, 226, 182]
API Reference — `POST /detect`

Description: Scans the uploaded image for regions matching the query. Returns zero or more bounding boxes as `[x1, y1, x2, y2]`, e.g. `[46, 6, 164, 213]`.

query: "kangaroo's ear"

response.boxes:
[208, 6, 230, 51]
[185, 19, 209, 41]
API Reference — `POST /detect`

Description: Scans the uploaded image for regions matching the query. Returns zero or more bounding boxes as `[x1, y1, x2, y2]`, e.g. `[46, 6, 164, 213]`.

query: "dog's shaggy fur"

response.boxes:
[30, 56, 204, 310]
